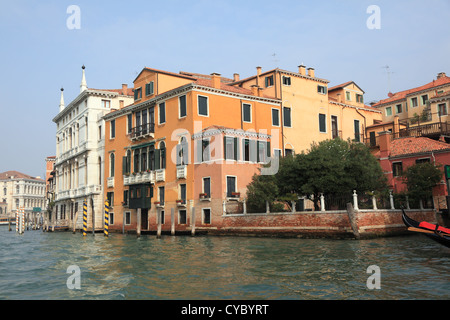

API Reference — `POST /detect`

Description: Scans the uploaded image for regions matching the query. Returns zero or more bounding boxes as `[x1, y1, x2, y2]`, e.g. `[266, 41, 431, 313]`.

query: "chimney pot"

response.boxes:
[437, 72, 447, 79]
[211, 73, 221, 89]
[307, 67, 315, 78]
[233, 73, 240, 82]
[298, 65, 306, 76]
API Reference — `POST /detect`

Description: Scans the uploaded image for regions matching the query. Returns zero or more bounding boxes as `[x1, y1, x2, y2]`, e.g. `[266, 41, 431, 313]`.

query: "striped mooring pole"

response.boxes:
[15, 208, 19, 233]
[104, 200, 109, 237]
[82, 199, 88, 236]
[20, 207, 25, 234]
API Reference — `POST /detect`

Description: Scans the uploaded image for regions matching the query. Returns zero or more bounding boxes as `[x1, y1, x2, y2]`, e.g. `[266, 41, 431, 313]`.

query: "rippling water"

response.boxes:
[0, 225, 449, 300]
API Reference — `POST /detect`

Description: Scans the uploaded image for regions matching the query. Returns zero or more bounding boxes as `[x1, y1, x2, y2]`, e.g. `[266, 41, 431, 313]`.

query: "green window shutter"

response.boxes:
[122, 156, 128, 174]
[154, 149, 160, 170]
[196, 139, 202, 163]
[266, 141, 271, 158]
[250, 140, 257, 162]
[223, 136, 227, 159]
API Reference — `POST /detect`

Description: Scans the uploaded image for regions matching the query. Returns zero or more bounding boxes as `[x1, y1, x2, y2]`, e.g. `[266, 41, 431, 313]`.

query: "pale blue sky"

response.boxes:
[1, 0, 449, 177]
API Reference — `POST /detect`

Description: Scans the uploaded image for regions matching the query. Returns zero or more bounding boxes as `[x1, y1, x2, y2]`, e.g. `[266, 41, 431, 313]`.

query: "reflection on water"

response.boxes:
[0, 226, 449, 300]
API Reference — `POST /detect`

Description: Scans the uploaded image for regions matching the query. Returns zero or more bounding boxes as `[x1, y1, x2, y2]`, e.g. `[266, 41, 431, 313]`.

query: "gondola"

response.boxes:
[402, 209, 450, 248]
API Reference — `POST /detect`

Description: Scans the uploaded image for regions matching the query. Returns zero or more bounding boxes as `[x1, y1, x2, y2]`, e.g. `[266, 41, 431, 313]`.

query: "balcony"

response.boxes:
[156, 169, 165, 182]
[131, 123, 155, 141]
[107, 177, 114, 188]
[123, 171, 155, 186]
[176, 165, 187, 179]
[176, 199, 187, 207]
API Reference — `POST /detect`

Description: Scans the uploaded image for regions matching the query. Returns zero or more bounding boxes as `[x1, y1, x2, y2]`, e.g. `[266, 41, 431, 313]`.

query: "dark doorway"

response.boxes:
[141, 209, 148, 230]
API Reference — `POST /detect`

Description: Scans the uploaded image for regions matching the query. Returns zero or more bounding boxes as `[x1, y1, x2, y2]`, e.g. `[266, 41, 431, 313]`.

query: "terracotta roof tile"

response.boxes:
[0, 171, 44, 181]
[389, 136, 450, 157]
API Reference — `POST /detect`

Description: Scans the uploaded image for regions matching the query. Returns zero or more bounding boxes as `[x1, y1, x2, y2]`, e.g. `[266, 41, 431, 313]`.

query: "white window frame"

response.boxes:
[197, 95, 209, 117]
[226, 175, 237, 199]
[271, 108, 280, 127]
[158, 102, 166, 125]
[242, 102, 252, 123]
[178, 94, 187, 119]
[202, 207, 212, 224]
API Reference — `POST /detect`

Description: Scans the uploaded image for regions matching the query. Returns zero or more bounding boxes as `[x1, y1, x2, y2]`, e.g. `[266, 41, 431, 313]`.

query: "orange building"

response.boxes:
[103, 68, 282, 233]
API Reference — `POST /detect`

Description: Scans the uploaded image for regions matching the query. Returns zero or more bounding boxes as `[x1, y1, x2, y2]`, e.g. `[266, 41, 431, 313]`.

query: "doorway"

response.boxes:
[141, 208, 148, 230]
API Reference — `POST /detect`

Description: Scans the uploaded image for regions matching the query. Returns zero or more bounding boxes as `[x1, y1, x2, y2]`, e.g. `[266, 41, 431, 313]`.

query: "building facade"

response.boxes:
[0, 171, 46, 217]
[52, 66, 133, 231]
[231, 66, 383, 154]
[103, 68, 282, 233]
[372, 72, 450, 140]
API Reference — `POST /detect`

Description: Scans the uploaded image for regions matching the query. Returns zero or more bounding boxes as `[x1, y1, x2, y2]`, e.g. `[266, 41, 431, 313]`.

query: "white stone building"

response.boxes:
[0, 171, 46, 217]
[52, 66, 133, 231]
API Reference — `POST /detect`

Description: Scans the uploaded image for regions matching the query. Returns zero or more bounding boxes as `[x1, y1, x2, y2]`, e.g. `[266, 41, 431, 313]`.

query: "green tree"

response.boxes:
[245, 138, 388, 212]
[403, 162, 442, 203]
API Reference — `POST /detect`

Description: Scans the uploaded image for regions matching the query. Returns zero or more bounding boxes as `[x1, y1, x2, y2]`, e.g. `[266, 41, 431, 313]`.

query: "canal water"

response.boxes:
[0, 225, 449, 300]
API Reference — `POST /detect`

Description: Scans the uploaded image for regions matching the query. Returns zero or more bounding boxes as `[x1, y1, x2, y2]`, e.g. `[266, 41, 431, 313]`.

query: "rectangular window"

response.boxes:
[438, 103, 447, 116]
[224, 136, 238, 161]
[203, 177, 211, 198]
[102, 100, 111, 108]
[282, 76, 291, 86]
[125, 212, 131, 225]
[356, 94, 364, 103]
[354, 120, 360, 142]
[392, 162, 403, 177]
[385, 107, 392, 116]
[127, 114, 132, 134]
[160, 210, 165, 224]
[283, 107, 291, 127]
[179, 95, 187, 118]
[395, 104, 402, 114]
[242, 103, 251, 122]
[109, 212, 114, 225]
[159, 102, 166, 124]
[180, 184, 186, 203]
[179, 210, 187, 224]
[226, 176, 236, 198]
[203, 208, 211, 224]
[346, 91, 351, 101]
[145, 82, 154, 96]
[411, 97, 418, 108]
[272, 108, 280, 126]
[331, 115, 338, 139]
[317, 85, 327, 94]
[201, 139, 210, 162]
[110, 120, 115, 138]
[159, 186, 165, 205]
[198, 96, 208, 116]
[421, 94, 428, 105]
[265, 75, 274, 87]
[319, 113, 326, 132]
[416, 158, 430, 164]
[134, 88, 142, 101]
[123, 190, 129, 206]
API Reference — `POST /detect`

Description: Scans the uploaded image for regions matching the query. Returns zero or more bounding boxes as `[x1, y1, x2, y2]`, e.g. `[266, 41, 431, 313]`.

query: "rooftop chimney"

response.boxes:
[59, 88, 65, 112]
[378, 131, 392, 156]
[437, 72, 447, 79]
[233, 73, 240, 82]
[388, 92, 394, 98]
[307, 67, 315, 78]
[211, 73, 221, 89]
[256, 66, 262, 86]
[251, 85, 259, 96]
[122, 84, 128, 95]
[298, 65, 306, 76]
[80, 65, 87, 93]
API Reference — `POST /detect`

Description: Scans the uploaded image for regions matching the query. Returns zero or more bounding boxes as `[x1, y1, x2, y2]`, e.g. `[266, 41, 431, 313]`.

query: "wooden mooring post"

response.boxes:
[191, 207, 196, 237]
[156, 208, 162, 239]
[137, 208, 141, 238]
[171, 208, 175, 236]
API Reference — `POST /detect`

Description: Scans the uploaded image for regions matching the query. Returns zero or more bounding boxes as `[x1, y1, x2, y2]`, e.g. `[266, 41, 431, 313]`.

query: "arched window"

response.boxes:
[110, 153, 115, 177]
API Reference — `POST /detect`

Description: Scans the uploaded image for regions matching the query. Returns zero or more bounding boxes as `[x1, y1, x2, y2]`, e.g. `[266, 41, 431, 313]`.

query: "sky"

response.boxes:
[0, 0, 449, 178]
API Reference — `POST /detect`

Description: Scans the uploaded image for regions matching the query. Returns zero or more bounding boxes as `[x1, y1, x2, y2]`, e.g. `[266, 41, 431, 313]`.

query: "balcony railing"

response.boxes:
[176, 165, 187, 179]
[399, 121, 450, 138]
[107, 177, 114, 188]
[123, 171, 155, 186]
[131, 123, 155, 140]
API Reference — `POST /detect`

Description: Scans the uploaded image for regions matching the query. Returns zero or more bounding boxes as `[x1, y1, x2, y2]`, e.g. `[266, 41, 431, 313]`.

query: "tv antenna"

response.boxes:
[382, 65, 394, 93]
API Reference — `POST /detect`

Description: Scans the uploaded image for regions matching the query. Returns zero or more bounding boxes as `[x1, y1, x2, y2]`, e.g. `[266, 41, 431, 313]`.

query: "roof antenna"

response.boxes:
[382, 65, 394, 94]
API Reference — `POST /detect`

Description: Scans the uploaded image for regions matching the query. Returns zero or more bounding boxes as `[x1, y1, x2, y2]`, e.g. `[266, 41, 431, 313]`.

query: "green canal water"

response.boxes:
[0, 225, 449, 300]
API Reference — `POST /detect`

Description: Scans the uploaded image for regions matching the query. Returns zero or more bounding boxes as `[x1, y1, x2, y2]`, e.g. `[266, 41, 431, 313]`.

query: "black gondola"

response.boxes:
[402, 209, 450, 248]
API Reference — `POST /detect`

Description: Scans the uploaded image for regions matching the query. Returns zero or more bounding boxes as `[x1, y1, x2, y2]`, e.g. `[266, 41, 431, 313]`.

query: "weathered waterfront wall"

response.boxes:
[197, 209, 437, 239]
